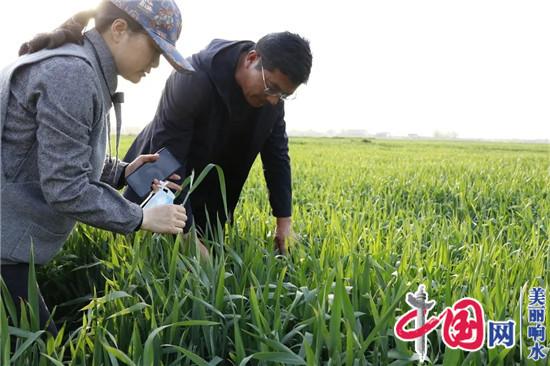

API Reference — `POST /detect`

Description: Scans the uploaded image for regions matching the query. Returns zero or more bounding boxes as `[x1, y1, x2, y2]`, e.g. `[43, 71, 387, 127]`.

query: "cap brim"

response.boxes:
[147, 30, 194, 73]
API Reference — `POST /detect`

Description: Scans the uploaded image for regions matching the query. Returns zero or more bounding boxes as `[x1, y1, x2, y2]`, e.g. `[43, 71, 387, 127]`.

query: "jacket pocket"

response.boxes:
[8, 223, 70, 264]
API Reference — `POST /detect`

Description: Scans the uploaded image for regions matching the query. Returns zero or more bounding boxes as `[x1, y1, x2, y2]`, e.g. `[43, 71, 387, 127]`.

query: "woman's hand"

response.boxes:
[141, 205, 187, 234]
[126, 154, 181, 192]
[125, 153, 159, 178]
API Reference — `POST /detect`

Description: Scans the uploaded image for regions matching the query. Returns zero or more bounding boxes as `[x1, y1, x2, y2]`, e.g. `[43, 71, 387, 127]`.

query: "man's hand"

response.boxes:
[274, 217, 292, 255]
[125, 154, 181, 192]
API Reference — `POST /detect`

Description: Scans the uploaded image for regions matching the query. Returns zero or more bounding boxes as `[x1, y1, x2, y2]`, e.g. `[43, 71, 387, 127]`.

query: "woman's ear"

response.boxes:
[109, 18, 129, 43]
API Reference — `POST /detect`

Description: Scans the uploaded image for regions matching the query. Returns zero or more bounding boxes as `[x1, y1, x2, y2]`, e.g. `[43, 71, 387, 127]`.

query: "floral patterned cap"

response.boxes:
[109, 0, 194, 72]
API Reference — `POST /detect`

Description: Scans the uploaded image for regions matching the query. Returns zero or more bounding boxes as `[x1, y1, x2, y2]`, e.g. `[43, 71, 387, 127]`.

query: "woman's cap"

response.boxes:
[109, 0, 194, 72]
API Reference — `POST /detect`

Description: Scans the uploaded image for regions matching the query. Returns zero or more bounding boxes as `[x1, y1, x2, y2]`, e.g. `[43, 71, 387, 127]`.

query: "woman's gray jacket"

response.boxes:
[0, 30, 142, 265]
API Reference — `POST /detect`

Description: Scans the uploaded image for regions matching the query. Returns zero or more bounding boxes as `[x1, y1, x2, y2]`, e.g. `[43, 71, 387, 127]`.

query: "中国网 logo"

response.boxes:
[394, 285, 547, 362]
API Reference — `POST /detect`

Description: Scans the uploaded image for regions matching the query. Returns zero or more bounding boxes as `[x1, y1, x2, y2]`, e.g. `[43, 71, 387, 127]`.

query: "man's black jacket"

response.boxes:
[123, 39, 291, 232]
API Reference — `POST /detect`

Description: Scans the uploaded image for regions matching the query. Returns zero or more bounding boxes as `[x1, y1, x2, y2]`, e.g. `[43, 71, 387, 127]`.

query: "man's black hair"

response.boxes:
[256, 32, 312, 85]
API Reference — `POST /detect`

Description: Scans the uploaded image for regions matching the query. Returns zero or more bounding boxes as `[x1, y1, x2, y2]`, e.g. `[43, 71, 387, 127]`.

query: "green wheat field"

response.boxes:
[1, 137, 549, 365]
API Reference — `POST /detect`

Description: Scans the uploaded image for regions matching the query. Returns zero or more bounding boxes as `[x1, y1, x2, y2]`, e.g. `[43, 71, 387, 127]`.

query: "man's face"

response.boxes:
[241, 51, 298, 108]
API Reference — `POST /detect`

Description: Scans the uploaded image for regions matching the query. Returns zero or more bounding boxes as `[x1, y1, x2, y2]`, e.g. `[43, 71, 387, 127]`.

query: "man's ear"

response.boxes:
[245, 50, 260, 67]
[110, 18, 129, 43]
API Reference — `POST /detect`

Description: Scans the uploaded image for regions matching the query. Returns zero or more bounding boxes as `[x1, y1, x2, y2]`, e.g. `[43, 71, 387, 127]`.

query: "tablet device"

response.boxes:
[126, 147, 182, 198]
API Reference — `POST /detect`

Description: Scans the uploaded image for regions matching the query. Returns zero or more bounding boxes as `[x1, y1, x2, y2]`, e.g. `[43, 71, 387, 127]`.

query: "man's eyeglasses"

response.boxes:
[260, 59, 296, 101]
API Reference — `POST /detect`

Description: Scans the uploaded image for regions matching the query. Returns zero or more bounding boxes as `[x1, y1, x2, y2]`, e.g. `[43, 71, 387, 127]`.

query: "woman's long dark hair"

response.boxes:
[19, 1, 144, 56]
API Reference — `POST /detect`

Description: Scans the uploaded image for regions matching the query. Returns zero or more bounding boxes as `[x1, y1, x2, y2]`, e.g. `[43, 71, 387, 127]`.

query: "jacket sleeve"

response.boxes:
[149, 71, 212, 173]
[101, 158, 129, 190]
[33, 58, 142, 234]
[260, 107, 292, 218]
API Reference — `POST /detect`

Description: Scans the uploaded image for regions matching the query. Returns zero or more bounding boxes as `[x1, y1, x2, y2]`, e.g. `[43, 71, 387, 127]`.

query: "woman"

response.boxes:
[0, 0, 192, 333]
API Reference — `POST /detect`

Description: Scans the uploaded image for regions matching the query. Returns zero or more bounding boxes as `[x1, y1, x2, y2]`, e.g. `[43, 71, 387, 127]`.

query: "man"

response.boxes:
[123, 32, 312, 254]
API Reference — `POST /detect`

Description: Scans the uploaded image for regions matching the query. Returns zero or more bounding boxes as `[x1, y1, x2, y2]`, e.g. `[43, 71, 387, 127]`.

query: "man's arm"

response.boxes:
[140, 71, 213, 229]
[260, 107, 292, 254]
[146, 71, 211, 175]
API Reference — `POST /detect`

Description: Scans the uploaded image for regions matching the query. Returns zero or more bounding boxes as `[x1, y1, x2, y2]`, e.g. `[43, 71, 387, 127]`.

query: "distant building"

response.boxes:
[433, 130, 458, 139]
[339, 129, 368, 137]
[288, 129, 325, 137]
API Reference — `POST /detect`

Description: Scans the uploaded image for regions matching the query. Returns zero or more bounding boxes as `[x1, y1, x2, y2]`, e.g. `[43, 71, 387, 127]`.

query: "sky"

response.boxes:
[1, 0, 549, 141]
